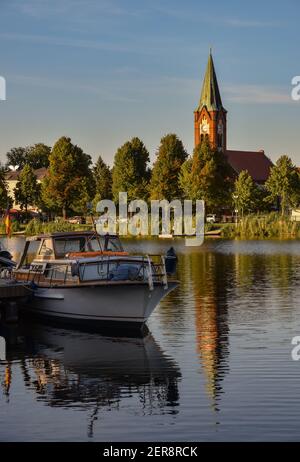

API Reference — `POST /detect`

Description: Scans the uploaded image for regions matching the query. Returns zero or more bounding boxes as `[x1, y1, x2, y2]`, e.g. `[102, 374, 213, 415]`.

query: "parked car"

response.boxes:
[67, 216, 86, 225]
[206, 214, 218, 224]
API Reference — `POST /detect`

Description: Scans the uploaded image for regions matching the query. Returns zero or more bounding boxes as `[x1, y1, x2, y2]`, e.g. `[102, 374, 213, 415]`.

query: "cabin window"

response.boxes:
[38, 239, 54, 257]
[104, 236, 124, 252]
[89, 236, 123, 252]
[89, 237, 102, 251]
[55, 238, 86, 256]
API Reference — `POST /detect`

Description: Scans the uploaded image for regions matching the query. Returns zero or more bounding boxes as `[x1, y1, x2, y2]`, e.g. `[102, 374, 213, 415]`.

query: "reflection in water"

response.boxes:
[0, 322, 181, 438]
[2, 238, 300, 441]
[188, 251, 230, 410]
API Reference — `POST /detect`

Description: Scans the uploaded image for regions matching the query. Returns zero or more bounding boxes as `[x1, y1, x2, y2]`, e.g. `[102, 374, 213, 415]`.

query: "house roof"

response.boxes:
[197, 51, 225, 112]
[5, 167, 48, 181]
[226, 150, 273, 183]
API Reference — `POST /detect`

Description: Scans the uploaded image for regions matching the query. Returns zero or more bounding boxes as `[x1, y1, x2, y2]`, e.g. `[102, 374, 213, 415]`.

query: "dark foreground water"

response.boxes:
[1, 237, 300, 442]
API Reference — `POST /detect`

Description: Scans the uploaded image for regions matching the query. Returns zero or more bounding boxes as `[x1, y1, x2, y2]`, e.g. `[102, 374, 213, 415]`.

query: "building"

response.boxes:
[5, 167, 48, 210]
[194, 51, 273, 184]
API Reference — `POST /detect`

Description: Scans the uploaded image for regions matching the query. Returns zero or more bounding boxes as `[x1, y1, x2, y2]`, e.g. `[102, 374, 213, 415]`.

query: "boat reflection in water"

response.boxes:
[1, 321, 181, 437]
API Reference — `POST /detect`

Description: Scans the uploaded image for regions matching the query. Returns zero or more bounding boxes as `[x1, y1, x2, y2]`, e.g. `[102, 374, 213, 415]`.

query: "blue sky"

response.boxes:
[0, 0, 299, 166]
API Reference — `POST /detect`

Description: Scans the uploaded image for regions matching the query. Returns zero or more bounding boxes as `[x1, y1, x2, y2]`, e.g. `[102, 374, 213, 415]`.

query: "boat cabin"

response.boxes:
[18, 232, 127, 267]
[14, 231, 169, 290]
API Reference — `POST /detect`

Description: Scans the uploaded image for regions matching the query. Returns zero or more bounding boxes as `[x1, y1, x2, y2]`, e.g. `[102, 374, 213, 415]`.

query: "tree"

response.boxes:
[0, 164, 9, 210]
[179, 158, 193, 199]
[27, 143, 51, 169]
[6, 147, 28, 170]
[14, 164, 40, 212]
[265, 155, 300, 215]
[233, 170, 260, 217]
[93, 156, 112, 200]
[180, 137, 234, 211]
[112, 137, 150, 202]
[149, 134, 188, 201]
[6, 143, 51, 170]
[41, 136, 93, 218]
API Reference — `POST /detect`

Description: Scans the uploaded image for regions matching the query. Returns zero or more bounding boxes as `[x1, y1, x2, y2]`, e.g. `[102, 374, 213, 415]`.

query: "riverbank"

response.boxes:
[1, 214, 299, 239]
[218, 214, 300, 239]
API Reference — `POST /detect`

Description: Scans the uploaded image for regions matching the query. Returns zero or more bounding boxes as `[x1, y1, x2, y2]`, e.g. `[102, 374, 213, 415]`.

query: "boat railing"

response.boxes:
[19, 254, 169, 290]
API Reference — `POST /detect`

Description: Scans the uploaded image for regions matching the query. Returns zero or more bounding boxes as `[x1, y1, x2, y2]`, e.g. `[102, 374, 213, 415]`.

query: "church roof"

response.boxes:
[197, 52, 224, 112]
[226, 150, 273, 183]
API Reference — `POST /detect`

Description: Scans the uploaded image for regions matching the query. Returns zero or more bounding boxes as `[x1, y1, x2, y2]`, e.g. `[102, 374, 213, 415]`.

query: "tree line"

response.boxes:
[0, 134, 299, 217]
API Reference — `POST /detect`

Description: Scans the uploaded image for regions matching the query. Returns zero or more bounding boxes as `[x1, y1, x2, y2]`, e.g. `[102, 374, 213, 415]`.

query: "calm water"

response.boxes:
[1, 237, 300, 442]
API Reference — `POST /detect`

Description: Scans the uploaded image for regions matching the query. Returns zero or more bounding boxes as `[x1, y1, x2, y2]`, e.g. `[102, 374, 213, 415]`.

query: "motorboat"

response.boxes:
[12, 232, 178, 328]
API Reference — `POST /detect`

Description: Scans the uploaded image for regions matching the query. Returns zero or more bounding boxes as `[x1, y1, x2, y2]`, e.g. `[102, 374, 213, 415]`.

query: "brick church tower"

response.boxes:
[194, 51, 227, 152]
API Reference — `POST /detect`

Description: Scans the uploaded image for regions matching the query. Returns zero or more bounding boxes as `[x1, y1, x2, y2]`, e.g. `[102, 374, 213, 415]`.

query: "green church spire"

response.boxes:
[197, 51, 224, 111]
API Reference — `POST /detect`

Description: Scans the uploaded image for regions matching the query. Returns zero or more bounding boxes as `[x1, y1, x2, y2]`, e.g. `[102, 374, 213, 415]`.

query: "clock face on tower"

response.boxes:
[200, 118, 210, 134]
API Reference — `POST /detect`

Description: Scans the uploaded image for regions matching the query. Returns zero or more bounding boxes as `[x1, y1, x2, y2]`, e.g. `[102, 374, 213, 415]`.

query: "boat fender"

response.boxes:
[165, 247, 177, 275]
[29, 280, 38, 291]
[71, 262, 80, 277]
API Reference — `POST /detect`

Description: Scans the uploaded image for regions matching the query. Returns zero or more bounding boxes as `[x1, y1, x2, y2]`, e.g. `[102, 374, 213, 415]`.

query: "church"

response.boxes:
[194, 52, 273, 184]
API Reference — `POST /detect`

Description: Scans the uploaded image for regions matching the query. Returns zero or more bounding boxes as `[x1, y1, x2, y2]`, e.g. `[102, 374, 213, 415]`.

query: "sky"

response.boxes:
[0, 0, 299, 166]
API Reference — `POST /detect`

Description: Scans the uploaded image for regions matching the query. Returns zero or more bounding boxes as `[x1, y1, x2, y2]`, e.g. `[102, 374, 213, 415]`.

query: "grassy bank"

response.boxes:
[24, 218, 92, 236]
[1, 213, 299, 240]
[0, 221, 24, 234]
[219, 213, 300, 239]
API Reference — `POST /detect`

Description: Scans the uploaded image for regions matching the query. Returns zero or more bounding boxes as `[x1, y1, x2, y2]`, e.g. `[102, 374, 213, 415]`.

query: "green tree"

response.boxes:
[179, 157, 193, 199]
[0, 164, 9, 210]
[180, 137, 234, 211]
[233, 170, 260, 217]
[27, 143, 51, 169]
[6, 147, 28, 170]
[6, 143, 51, 170]
[150, 134, 187, 200]
[14, 164, 40, 212]
[265, 155, 300, 215]
[112, 137, 150, 202]
[93, 156, 112, 200]
[41, 136, 93, 218]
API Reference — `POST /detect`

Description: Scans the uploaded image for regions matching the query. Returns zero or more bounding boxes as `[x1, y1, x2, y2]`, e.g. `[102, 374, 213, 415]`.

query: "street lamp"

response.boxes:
[232, 194, 238, 224]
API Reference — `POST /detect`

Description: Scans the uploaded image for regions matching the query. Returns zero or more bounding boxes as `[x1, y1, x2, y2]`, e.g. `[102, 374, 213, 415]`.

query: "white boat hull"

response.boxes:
[21, 282, 178, 327]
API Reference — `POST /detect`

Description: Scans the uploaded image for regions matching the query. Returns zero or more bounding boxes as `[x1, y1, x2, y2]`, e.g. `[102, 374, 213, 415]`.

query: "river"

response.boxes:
[0, 237, 300, 441]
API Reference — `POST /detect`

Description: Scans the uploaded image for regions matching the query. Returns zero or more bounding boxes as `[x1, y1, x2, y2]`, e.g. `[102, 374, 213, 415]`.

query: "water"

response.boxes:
[1, 237, 300, 441]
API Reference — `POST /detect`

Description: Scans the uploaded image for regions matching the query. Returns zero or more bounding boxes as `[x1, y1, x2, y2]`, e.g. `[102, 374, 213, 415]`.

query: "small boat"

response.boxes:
[204, 229, 221, 236]
[13, 232, 178, 328]
[158, 233, 173, 239]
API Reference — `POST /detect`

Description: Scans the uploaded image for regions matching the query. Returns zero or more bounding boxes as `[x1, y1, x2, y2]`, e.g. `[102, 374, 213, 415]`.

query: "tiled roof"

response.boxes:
[5, 167, 48, 181]
[226, 150, 273, 183]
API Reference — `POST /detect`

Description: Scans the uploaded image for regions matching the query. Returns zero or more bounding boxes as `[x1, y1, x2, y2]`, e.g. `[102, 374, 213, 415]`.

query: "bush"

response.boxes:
[25, 218, 77, 236]
[220, 213, 300, 239]
[0, 219, 22, 234]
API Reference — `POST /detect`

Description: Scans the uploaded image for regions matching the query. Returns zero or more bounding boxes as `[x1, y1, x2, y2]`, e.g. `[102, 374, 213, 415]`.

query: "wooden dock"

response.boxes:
[0, 280, 30, 299]
[0, 280, 30, 323]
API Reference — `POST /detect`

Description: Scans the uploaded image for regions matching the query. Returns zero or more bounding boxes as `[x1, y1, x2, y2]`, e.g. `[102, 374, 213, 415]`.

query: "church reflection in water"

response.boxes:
[183, 249, 232, 410]
[0, 321, 181, 437]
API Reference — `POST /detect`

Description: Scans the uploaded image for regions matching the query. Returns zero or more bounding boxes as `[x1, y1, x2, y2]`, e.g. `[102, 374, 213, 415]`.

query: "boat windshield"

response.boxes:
[89, 235, 124, 252]
[54, 237, 88, 257]
[53, 235, 124, 257]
